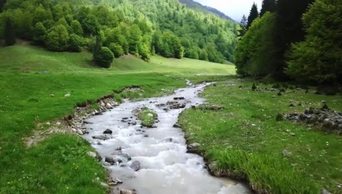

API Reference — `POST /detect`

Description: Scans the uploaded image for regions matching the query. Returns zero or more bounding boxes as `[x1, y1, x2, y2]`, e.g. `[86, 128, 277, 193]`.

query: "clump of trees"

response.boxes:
[234, 0, 342, 85]
[0, 0, 238, 65]
[287, 0, 342, 84]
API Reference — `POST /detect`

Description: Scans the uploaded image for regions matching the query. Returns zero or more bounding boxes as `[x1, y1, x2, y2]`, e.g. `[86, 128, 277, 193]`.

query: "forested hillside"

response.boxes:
[0, 0, 238, 64]
[179, 0, 234, 21]
[236, 0, 341, 85]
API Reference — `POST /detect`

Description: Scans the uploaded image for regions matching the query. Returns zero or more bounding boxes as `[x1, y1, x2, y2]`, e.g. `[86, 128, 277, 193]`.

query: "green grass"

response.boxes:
[0, 44, 233, 193]
[179, 79, 342, 193]
[137, 107, 158, 127]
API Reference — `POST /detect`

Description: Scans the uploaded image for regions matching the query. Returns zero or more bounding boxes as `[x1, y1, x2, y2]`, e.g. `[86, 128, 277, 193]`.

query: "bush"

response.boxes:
[46, 24, 69, 51]
[93, 47, 114, 68]
[32, 22, 47, 45]
[68, 34, 82, 52]
[108, 43, 124, 58]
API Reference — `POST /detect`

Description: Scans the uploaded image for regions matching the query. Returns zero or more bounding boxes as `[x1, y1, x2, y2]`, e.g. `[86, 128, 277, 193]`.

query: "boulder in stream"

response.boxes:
[129, 161, 141, 171]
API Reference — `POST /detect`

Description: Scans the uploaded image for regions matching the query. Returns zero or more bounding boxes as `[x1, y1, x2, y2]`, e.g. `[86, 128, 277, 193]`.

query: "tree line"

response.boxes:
[235, 0, 341, 85]
[0, 0, 238, 67]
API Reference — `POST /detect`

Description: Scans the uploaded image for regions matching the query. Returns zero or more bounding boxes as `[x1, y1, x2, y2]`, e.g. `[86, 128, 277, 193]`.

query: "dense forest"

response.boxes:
[0, 0, 238, 67]
[236, 0, 341, 85]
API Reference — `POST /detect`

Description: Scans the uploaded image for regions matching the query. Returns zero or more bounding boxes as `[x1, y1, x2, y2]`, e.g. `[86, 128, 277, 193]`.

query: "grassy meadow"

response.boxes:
[179, 79, 342, 193]
[0, 44, 233, 193]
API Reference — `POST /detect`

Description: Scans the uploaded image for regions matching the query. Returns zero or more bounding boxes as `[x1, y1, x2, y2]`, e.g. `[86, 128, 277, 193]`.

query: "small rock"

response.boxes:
[103, 129, 112, 135]
[173, 123, 181, 128]
[120, 189, 136, 194]
[321, 188, 331, 194]
[129, 161, 141, 171]
[92, 135, 110, 141]
[64, 93, 71, 97]
[174, 97, 185, 100]
[282, 149, 292, 157]
[188, 143, 200, 153]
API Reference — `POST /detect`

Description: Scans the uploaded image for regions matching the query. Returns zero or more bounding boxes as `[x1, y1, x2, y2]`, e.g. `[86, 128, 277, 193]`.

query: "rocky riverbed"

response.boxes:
[82, 82, 250, 194]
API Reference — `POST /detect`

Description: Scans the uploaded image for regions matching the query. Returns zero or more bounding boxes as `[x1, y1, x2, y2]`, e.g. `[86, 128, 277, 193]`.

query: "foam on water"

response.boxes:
[83, 83, 250, 194]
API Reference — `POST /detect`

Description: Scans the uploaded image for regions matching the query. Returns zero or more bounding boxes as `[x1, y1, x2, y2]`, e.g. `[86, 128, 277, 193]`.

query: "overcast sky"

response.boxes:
[194, 0, 262, 21]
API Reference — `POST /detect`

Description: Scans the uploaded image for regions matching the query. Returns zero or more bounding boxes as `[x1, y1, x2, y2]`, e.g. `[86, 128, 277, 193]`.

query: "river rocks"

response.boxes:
[105, 156, 123, 165]
[166, 100, 186, 109]
[174, 97, 185, 100]
[92, 135, 111, 141]
[119, 189, 136, 194]
[284, 106, 342, 133]
[187, 142, 201, 153]
[173, 123, 181, 128]
[129, 161, 141, 171]
[103, 129, 113, 134]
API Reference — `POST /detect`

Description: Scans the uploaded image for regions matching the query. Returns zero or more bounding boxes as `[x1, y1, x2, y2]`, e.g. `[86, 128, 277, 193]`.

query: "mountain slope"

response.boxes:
[179, 0, 234, 21]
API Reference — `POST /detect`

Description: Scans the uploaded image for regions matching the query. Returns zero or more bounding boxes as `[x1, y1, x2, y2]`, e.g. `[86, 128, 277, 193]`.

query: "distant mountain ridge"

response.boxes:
[179, 0, 234, 21]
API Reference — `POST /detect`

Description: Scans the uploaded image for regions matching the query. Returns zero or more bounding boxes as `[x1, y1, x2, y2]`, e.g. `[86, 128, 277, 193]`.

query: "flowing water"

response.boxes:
[82, 82, 250, 194]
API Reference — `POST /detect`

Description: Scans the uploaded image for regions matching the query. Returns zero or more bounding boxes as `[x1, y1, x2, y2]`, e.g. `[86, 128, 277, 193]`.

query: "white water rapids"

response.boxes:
[82, 82, 250, 194]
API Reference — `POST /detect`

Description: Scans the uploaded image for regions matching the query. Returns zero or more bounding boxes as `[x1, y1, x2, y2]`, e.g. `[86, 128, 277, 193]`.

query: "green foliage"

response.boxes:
[235, 13, 277, 76]
[93, 46, 114, 68]
[70, 20, 83, 35]
[32, 22, 46, 45]
[287, 0, 342, 84]
[68, 33, 83, 52]
[137, 107, 158, 127]
[46, 24, 69, 51]
[109, 43, 124, 58]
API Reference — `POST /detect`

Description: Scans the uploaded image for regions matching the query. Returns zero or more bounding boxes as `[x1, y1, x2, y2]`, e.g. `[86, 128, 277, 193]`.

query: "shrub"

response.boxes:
[46, 24, 69, 51]
[93, 47, 114, 68]
[108, 43, 124, 58]
[68, 34, 82, 52]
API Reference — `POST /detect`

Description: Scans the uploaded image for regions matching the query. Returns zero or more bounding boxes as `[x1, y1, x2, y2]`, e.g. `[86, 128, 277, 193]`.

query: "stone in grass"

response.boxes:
[282, 149, 292, 157]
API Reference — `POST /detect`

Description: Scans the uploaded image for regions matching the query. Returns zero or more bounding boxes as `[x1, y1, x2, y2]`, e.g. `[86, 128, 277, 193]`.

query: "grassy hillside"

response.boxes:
[0, 44, 233, 193]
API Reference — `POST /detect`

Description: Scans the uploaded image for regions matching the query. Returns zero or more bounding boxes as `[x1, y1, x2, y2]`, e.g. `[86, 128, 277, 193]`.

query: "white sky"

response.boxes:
[194, 0, 262, 21]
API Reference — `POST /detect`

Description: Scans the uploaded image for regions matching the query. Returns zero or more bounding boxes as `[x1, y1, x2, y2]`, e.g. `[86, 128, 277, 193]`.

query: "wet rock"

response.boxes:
[92, 135, 110, 141]
[108, 177, 123, 186]
[120, 189, 136, 194]
[105, 156, 122, 165]
[174, 97, 185, 100]
[167, 101, 186, 109]
[173, 123, 181, 128]
[129, 161, 141, 171]
[83, 121, 93, 124]
[103, 129, 112, 135]
[187, 142, 200, 153]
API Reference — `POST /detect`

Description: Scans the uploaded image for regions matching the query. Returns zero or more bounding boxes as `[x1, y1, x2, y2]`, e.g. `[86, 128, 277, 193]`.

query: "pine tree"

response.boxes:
[260, 0, 276, 16]
[247, 3, 259, 29]
[4, 17, 16, 46]
[238, 15, 248, 37]
[272, 0, 313, 79]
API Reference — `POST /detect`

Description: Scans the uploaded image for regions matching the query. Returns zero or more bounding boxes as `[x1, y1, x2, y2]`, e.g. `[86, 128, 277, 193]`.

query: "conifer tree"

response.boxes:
[260, 0, 276, 16]
[247, 3, 259, 29]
